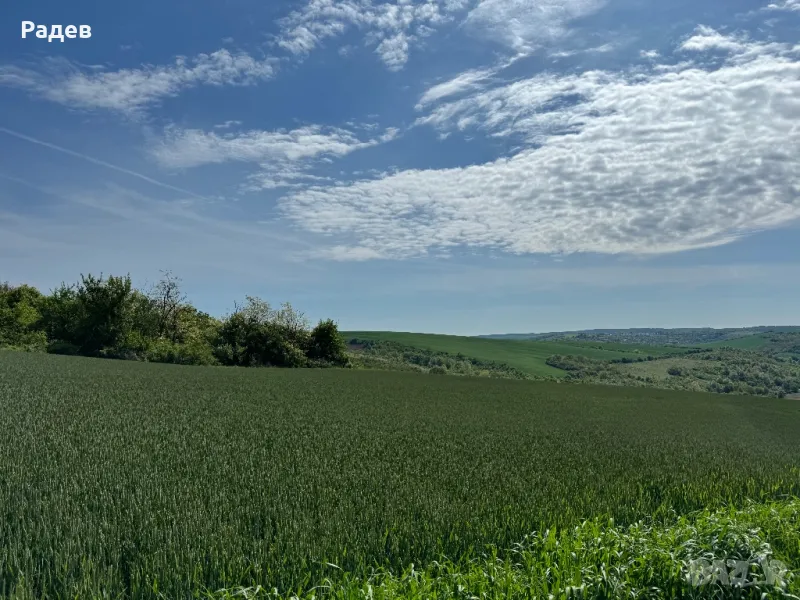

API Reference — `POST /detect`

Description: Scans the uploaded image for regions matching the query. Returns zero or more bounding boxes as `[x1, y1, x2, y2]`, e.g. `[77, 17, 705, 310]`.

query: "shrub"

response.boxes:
[146, 339, 219, 366]
[306, 319, 349, 366]
[6, 330, 49, 353]
[256, 333, 308, 368]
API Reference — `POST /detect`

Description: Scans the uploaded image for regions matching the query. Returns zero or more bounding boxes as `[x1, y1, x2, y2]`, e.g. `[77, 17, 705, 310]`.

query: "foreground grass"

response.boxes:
[206, 499, 800, 599]
[1, 352, 800, 598]
[343, 332, 687, 377]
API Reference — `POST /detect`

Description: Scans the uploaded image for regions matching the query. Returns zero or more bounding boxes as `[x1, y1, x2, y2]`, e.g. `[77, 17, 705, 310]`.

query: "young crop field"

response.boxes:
[700, 334, 773, 351]
[1, 351, 800, 599]
[343, 331, 689, 377]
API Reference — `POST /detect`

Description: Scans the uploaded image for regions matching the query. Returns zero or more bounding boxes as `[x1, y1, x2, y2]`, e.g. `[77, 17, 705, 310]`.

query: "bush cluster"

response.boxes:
[0, 272, 349, 368]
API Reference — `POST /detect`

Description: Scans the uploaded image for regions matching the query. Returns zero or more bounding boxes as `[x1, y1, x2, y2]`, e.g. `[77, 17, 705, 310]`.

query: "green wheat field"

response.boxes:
[1, 351, 800, 599]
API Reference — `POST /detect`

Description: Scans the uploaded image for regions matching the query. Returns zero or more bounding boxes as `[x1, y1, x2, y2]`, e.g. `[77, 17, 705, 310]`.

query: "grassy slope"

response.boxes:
[344, 331, 688, 377]
[700, 334, 773, 350]
[2, 352, 800, 598]
[617, 357, 708, 380]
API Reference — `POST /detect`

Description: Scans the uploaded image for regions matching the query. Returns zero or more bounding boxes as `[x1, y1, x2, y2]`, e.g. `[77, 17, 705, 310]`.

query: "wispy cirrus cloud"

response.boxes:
[0, 50, 276, 114]
[0, 127, 210, 200]
[415, 53, 527, 109]
[277, 27, 800, 260]
[150, 124, 400, 190]
[417, 66, 498, 109]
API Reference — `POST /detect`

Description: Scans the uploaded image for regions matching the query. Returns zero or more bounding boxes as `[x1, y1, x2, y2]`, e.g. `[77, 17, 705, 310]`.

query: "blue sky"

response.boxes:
[1, 0, 799, 335]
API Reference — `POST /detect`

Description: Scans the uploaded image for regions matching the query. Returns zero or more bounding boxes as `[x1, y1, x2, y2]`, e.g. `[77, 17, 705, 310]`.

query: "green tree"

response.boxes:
[307, 319, 349, 366]
[42, 274, 137, 357]
[0, 283, 47, 350]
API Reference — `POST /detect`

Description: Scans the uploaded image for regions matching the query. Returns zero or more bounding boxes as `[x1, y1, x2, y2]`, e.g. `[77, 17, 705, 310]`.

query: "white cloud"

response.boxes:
[550, 42, 617, 58]
[303, 245, 386, 261]
[214, 120, 243, 130]
[375, 33, 412, 71]
[151, 124, 399, 191]
[417, 66, 498, 108]
[275, 0, 608, 69]
[762, 0, 800, 11]
[416, 53, 526, 109]
[0, 50, 275, 114]
[275, 0, 471, 70]
[152, 125, 397, 169]
[278, 29, 800, 260]
[679, 25, 748, 53]
[464, 0, 607, 52]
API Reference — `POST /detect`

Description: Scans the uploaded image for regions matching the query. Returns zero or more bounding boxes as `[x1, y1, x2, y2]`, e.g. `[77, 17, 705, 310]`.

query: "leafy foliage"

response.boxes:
[0, 282, 47, 351]
[307, 319, 350, 366]
[0, 272, 346, 369]
[207, 498, 800, 600]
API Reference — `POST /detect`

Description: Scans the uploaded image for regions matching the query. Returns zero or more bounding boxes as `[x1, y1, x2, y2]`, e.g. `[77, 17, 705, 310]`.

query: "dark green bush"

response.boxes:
[1, 273, 346, 372]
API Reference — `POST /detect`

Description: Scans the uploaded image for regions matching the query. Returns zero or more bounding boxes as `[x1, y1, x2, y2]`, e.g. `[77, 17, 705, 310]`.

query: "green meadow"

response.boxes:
[2, 351, 799, 598]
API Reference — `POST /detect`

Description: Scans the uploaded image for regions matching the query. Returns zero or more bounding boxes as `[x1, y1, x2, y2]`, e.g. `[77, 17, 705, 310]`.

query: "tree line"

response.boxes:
[546, 350, 800, 398]
[0, 271, 349, 368]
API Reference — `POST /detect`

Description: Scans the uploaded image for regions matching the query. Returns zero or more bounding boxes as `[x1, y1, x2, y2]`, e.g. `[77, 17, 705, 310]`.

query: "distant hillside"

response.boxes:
[343, 331, 691, 378]
[701, 331, 800, 361]
[479, 326, 800, 346]
[548, 348, 800, 399]
[343, 330, 800, 399]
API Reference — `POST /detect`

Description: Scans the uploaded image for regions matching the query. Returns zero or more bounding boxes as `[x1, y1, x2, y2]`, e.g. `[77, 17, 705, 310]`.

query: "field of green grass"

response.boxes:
[344, 331, 688, 377]
[617, 357, 710, 380]
[2, 351, 800, 598]
[701, 334, 773, 350]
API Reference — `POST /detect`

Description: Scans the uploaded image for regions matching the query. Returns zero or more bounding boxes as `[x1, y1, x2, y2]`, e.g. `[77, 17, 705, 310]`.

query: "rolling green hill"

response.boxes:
[700, 334, 773, 350]
[481, 326, 800, 345]
[549, 339, 691, 356]
[344, 331, 691, 377]
[699, 332, 800, 360]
